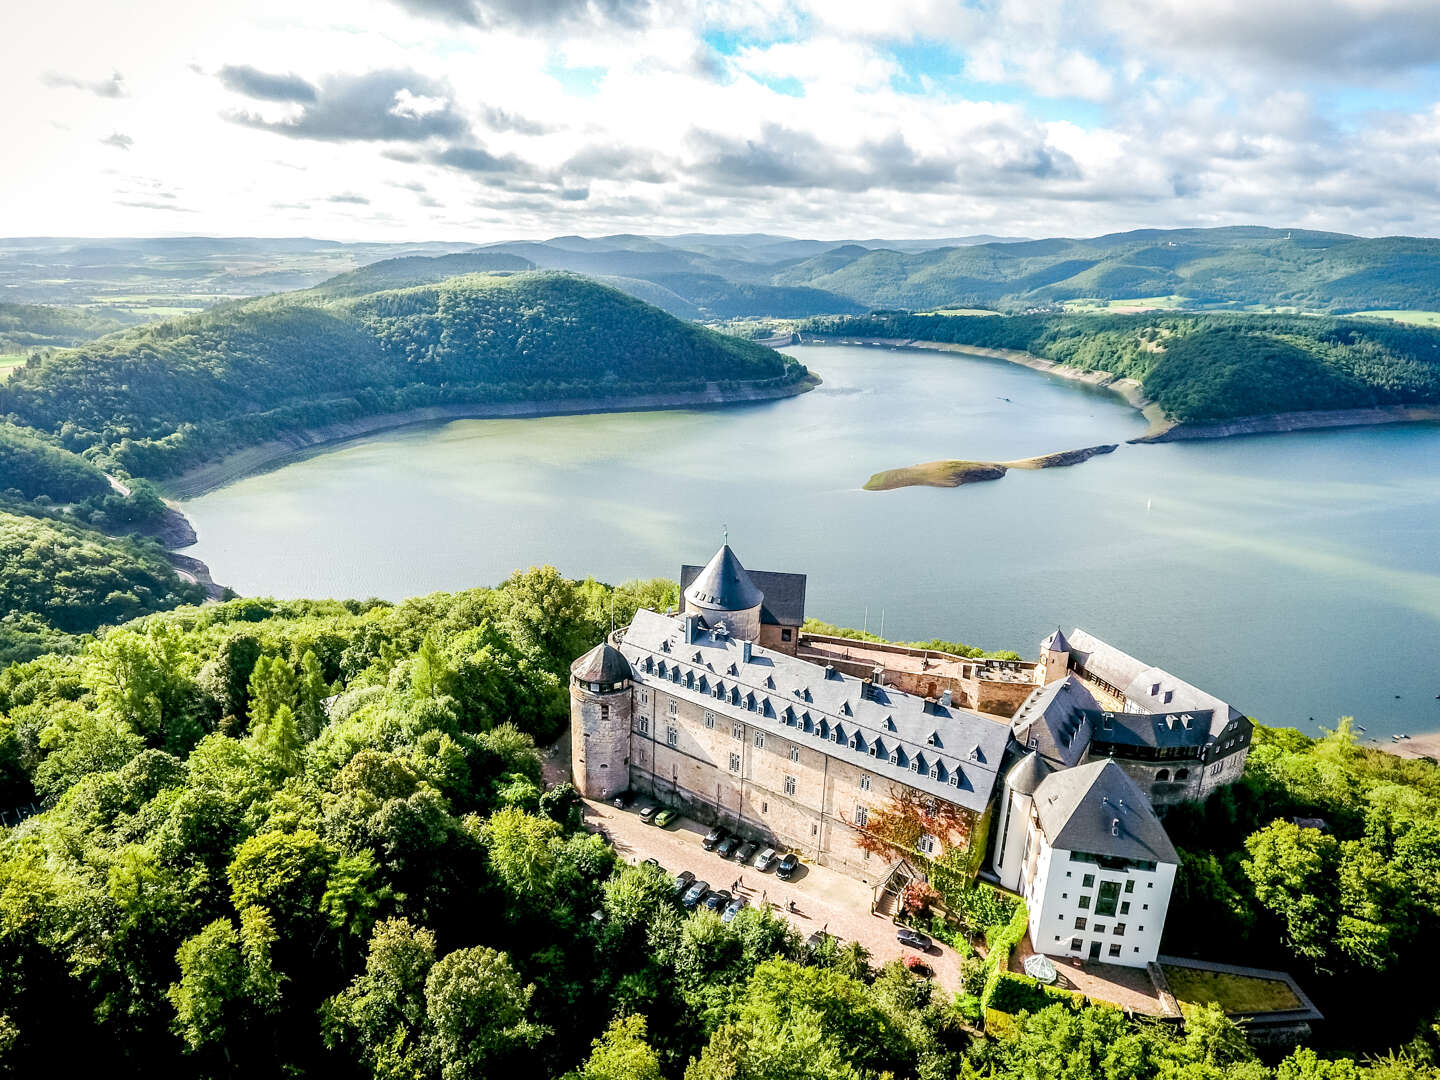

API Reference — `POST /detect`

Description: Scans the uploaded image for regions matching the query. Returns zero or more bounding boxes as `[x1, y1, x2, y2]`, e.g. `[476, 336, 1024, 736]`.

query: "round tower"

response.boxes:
[1040, 627, 1072, 685]
[994, 750, 1049, 893]
[683, 543, 765, 642]
[570, 642, 633, 801]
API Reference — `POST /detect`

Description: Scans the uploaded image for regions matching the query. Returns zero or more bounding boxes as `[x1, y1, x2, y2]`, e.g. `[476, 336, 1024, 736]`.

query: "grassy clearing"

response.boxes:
[1351, 309, 1440, 327]
[917, 308, 1002, 317]
[1063, 295, 1190, 313]
[1162, 965, 1300, 1015]
[0, 354, 24, 381]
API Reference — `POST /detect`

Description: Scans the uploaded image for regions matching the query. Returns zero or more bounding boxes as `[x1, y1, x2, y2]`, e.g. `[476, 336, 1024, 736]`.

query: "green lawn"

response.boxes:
[917, 308, 1002, 317]
[1063, 295, 1192, 313]
[1351, 309, 1440, 327]
[1162, 965, 1300, 1015]
[0, 354, 24, 381]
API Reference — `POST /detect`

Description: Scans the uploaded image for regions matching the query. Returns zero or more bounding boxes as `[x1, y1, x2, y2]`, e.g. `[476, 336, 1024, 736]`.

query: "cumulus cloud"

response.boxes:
[387, 0, 659, 28]
[227, 69, 468, 142]
[100, 132, 133, 150]
[218, 65, 317, 103]
[43, 70, 126, 97]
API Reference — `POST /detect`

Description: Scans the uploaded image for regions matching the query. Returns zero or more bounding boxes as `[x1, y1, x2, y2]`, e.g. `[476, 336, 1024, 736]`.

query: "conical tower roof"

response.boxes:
[571, 641, 631, 683]
[1042, 627, 1071, 653]
[684, 544, 764, 612]
[1005, 749, 1051, 795]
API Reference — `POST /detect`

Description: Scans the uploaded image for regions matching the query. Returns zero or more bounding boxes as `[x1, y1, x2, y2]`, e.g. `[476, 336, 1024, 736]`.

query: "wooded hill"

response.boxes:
[806, 311, 1440, 422]
[0, 270, 803, 479]
[773, 228, 1440, 312]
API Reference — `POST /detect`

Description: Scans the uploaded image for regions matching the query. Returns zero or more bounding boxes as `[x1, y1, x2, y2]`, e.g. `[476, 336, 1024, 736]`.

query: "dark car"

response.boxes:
[775, 852, 801, 880]
[672, 871, 695, 896]
[681, 880, 710, 909]
[703, 888, 732, 912]
[733, 841, 757, 864]
[716, 835, 741, 858]
[896, 927, 933, 951]
[702, 826, 727, 851]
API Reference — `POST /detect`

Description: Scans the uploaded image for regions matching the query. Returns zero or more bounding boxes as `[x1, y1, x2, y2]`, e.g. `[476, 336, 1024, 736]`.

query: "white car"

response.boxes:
[753, 847, 777, 871]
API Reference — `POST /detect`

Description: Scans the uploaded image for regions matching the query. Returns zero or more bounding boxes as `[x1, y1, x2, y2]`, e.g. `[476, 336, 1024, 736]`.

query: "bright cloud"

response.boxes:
[2, 0, 1440, 239]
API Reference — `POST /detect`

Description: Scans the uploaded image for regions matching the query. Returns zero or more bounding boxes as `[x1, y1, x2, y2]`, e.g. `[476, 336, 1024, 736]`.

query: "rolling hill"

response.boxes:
[0, 270, 802, 479]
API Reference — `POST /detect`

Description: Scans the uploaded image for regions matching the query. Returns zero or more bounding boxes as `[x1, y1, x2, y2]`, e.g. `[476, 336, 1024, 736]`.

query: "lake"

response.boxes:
[182, 343, 1440, 742]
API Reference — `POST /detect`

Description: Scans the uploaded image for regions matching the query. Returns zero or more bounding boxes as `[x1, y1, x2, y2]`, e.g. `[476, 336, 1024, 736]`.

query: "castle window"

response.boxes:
[929, 764, 940, 780]
[666, 727, 678, 747]
[729, 753, 741, 773]
[789, 746, 799, 763]
[600, 704, 608, 720]
[948, 773, 960, 788]
[732, 723, 743, 739]
[1175, 768, 1189, 781]
[1079, 895, 1091, 909]
[704, 711, 715, 729]
[782, 628, 793, 641]
[889, 751, 900, 765]
[1156, 769, 1170, 781]
[910, 761, 920, 773]
[784, 775, 796, 795]
[848, 736, 858, 750]
[1071, 938, 1083, 951]
[640, 690, 649, 705]
[1121, 901, 1130, 915]
[1124, 880, 1135, 893]
[1114, 923, 1126, 937]
[762, 801, 768, 813]
[754, 732, 765, 749]
[1082, 874, 1095, 888]
[859, 775, 870, 791]
[918, 834, 938, 855]
[868, 745, 878, 757]
[1108, 943, 1122, 958]
[855, 805, 868, 827]
[638, 717, 649, 734]
[668, 700, 677, 716]
[1074, 917, 1087, 930]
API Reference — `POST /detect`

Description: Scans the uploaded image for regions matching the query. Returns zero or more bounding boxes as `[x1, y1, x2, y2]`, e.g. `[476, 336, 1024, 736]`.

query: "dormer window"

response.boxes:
[889, 751, 900, 765]
[949, 772, 961, 788]
[926, 731, 940, 747]
[1150, 682, 1159, 696]
[929, 764, 940, 780]
[884, 716, 897, 732]
[840, 702, 852, 716]
[848, 735, 858, 749]
[1163, 690, 1174, 704]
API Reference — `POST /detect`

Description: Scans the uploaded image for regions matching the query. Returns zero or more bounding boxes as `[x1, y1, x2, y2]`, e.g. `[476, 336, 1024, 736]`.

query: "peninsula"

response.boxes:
[864, 444, 1118, 491]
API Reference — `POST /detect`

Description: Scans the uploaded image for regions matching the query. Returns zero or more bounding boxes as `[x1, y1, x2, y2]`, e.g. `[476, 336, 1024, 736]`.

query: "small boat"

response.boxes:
[1356, 725, 1367, 732]
[1392, 734, 1401, 741]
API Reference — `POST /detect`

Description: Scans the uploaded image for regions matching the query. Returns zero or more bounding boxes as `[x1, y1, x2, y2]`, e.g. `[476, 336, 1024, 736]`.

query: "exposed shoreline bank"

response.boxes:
[800, 335, 1440, 444]
[864, 444, 1118, 491]
[159, 375, 820, 501]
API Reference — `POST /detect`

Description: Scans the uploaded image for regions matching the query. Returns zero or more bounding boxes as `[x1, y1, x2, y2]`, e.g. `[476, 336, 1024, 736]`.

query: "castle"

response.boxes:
[570, 543, 1252, 968]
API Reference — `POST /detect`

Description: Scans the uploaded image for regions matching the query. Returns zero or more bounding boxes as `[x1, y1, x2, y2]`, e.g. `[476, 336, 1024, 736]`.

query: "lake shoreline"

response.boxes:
[799, 335, 1440, 443]
[159, 375, 820, 501]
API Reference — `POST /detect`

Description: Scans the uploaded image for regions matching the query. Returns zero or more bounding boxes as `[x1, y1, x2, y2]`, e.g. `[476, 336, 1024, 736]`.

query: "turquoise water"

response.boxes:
[182, 344, 1440, 740]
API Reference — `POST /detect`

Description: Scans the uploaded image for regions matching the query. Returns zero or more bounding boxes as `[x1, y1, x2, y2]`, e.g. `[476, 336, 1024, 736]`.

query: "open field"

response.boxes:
[1162, 965, 1301, 1015]
[1063, 295, 1191, 312]
[917, 307, 1001, 316]
[1352, 309, 1440, 327]
[0, 354, 24, 381]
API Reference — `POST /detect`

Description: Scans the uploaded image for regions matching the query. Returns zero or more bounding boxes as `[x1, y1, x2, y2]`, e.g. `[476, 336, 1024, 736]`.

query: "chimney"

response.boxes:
[683, 612, 697, 644]
[860, 678, 873, 701]
[1111, 818, 1120, 837]
[940, 688, 952, 708]
[741, 640, 752, 663]
[872, 666, 885, 687]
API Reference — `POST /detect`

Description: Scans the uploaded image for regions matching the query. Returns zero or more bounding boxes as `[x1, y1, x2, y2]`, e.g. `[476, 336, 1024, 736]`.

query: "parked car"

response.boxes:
[896, 927, 933, 951]
[716, 835, 741, 858]
[639, 806, 657, 824]
[653, 808, 677, 828]
[703, 888, 732, 912]
[721, 897, 749, 923]
[775, 852, 801, 880]
[805, 930, 834, 950]
[702, 826, 726, 851]
[753, 847, 777, 872]
[612, 791, 633, 809]
[681, 880, 710, 909]
[672, 871, 695, 896]
[734, 841, 757, 863]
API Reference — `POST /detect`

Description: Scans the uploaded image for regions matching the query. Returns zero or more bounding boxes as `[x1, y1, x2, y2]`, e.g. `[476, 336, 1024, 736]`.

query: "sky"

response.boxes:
[5, 0, 1440, 242]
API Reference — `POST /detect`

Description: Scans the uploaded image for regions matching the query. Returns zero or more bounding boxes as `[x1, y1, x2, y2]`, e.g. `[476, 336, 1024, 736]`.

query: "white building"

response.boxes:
[994, 755, 1178, 968]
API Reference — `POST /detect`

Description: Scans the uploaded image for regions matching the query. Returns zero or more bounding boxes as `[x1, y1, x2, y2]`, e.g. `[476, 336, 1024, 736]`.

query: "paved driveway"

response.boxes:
[581, 796, 965, 994]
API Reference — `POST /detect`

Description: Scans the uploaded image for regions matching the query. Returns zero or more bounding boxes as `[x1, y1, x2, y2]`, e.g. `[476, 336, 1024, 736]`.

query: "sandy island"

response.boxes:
[864, 444, 1118, 491]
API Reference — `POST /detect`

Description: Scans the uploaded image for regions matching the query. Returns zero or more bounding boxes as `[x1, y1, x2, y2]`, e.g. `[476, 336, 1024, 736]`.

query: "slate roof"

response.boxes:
[1004, 750, 1051, 796]
[1042, 627, 1071, 653]
[682, 545, 764, 612]
[1009, 676, 1099, 771]
[571, 642, 633, 683]
[680, 563, 808, 626]
[618, 608, 1009, 813]
[1084, 708, 1214, 750]
[1063, 628, 1244, 736]
[1032, 759, 1179, 864]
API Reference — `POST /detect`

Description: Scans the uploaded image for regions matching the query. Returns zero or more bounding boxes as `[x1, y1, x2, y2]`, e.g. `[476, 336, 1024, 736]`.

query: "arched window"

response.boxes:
[1156, 768, 1170, 782]
[1174, 768, 1189, 781]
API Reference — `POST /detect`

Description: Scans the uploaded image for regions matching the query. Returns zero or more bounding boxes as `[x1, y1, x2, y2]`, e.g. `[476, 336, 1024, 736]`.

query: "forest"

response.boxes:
[803, 312, 1440, 422]
[0, 569, 1436, 1077]
[0, 271, 803, 479]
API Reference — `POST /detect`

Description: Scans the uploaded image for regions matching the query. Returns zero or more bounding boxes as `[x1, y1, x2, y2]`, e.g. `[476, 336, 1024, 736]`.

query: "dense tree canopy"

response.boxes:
[804, 312, 1440, 422]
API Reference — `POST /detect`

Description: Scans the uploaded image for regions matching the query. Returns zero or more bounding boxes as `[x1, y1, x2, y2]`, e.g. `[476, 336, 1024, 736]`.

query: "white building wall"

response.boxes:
[993, 787, 1033, 893]
[1024, 840, 1176, 969]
